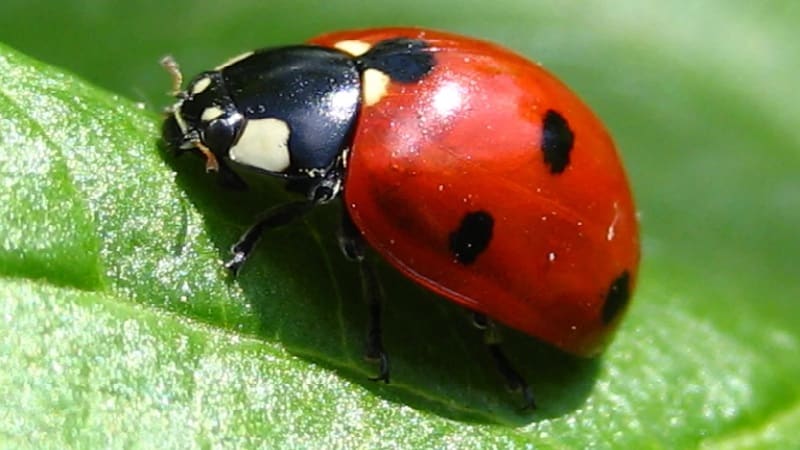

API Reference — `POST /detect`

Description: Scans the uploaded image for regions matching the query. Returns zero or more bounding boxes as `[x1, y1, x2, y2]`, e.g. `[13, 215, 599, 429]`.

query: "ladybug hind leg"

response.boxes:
[338, 208, 390, 383]
[472, 313, 536, 410]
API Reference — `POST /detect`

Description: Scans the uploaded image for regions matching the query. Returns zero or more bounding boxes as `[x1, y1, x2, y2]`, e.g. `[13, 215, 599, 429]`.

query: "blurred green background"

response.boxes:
[1, 0, 798, 448]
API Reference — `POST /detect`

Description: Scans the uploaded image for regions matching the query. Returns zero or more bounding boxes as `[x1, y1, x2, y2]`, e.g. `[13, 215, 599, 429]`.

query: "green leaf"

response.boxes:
[1, 1, 799, 448]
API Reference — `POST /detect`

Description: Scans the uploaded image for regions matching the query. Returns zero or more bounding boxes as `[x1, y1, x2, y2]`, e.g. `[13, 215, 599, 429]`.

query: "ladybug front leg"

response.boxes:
[338, 208, 390, 383]
[472, 313, 536, 410]
[225, 200, 316, 274]
[225, 172, 342, 274]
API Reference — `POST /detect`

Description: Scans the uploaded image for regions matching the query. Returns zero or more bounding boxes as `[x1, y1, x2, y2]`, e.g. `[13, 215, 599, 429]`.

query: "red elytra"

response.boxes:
[310, 28, 639, 356]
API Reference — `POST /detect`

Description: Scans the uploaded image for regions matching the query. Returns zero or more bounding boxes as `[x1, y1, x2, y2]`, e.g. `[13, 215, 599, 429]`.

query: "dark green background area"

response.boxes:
[1, 1, 798, 448]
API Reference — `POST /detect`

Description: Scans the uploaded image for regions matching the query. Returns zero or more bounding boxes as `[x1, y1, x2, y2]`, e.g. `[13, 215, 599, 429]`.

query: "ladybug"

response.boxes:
[161, 27, 639, 409]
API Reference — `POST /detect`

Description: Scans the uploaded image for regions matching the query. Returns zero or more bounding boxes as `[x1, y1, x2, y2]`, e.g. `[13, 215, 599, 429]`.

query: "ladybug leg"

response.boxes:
[338, 209, 391, 383]
[215, 161, 248, 191]
[361, 260, 390, 383]
[225, 200, 316, 275]
[472, 313, 536, 410]
[225, 172, 341, 274]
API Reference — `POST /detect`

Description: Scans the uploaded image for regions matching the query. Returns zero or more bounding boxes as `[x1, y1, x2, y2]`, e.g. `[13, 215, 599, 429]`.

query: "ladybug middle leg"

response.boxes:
[472, 313, 536, 410]
[338, 208, 391, 383]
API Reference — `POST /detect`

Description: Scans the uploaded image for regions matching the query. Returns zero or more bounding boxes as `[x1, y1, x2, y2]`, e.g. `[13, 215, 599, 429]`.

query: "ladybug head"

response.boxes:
[162, 68, 246, 175]
[161, 47, 362, 183]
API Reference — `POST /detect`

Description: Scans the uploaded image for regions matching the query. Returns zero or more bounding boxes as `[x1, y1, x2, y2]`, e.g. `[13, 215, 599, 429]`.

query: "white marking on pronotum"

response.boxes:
[201, 106, 225, 122]
[191, 76, 212, 94]
[214, 51, 255, 70]
[362, 68, 390, 106]
[333, 40, 371, 56]
[229, 118, 291, 172]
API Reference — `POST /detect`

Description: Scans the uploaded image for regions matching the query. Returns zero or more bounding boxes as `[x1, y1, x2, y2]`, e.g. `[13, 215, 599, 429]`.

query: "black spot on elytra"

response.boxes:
[541, 110, 574, 174]
[449, 211, 494, 265]
[356, 38, 435, 83]
[602, 271, 631, 324]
